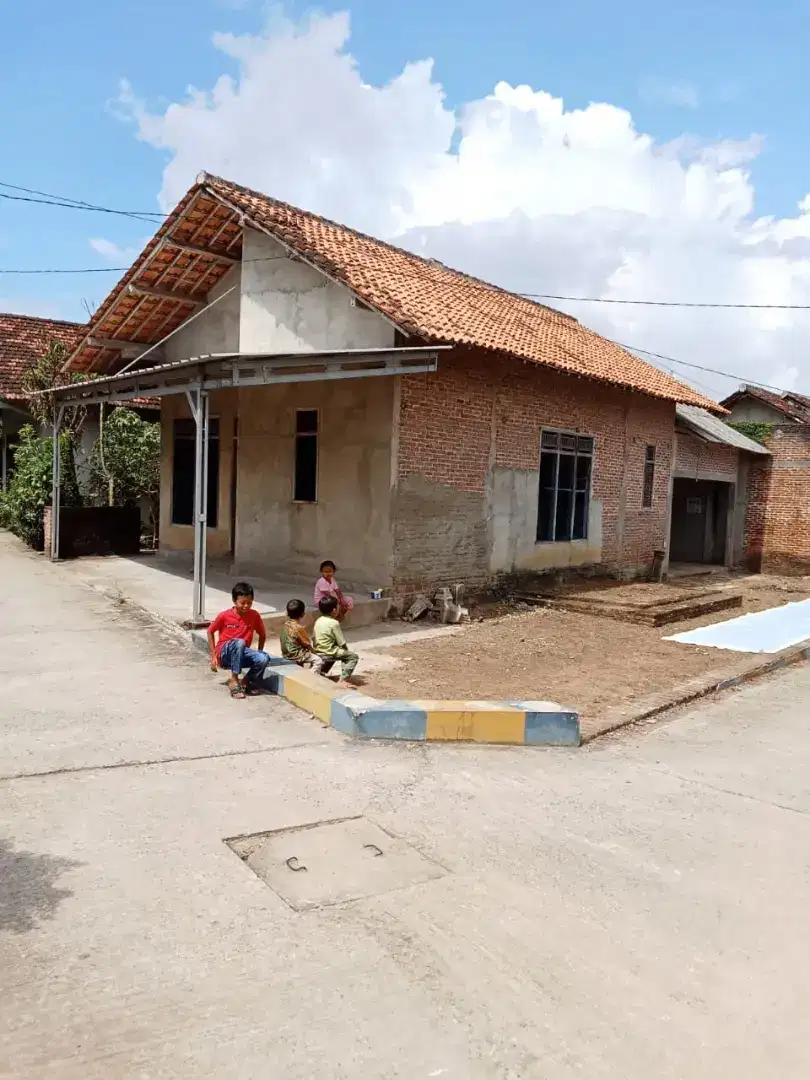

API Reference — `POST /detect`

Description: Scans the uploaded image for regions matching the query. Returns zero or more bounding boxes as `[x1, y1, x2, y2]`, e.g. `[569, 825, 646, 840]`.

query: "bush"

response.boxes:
[1, 426, 82, 549]
[2, 426, 53, 548]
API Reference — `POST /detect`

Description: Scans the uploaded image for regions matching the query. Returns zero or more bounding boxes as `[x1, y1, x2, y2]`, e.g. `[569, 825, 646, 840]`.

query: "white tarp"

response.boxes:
[665, 599, 810, 654]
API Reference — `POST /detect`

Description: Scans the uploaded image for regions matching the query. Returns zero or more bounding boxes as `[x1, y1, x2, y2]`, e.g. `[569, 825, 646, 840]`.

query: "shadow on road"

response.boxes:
[0, 838, 82, 934]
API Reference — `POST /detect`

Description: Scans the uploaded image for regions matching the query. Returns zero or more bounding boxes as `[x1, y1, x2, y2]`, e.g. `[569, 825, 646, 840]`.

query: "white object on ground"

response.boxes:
[665, 599, 810, 654]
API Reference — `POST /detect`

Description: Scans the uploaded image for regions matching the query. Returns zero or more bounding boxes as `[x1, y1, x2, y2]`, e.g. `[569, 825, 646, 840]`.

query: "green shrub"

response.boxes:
[1, 426, 81, 549]
[727, 420, 773, 446]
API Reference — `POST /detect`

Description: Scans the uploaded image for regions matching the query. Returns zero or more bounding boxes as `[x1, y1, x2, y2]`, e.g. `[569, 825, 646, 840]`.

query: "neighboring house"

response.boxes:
[0, 312, 84, 490]
[63, 173, 732, 596]
[722, 385, 810, 573]
[0, 311, 159, 496]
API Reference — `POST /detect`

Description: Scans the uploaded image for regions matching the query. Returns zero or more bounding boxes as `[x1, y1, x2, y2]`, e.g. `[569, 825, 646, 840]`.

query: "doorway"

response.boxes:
[669, 478, 731, 565]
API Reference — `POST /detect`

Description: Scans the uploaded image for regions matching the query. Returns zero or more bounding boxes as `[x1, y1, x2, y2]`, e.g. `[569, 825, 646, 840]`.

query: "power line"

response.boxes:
[0, 182, 164, 223]
[611, 338, 792, 394]
[526, 292, 810, 311]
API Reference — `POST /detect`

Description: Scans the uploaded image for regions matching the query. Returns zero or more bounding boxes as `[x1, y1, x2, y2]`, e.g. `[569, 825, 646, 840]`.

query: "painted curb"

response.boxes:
[270, 663, 580, 746]
[188, 633, 579, 745]
[582, 641, 810, 743]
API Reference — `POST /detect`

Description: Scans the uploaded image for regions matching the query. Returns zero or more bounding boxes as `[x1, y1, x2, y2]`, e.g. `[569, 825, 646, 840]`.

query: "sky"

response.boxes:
[2, 0, 810, 400]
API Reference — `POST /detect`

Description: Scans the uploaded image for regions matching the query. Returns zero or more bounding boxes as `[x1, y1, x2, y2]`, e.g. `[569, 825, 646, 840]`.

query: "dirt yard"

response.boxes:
[361, 575, 810, 724]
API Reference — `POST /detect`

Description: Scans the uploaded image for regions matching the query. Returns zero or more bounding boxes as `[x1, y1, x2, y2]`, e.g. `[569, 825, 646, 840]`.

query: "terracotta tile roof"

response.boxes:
[205, 175, 721, 412]
[68, 172, 723, 413]
[0, 312, 84, 401]
[720, 385, 810, 423]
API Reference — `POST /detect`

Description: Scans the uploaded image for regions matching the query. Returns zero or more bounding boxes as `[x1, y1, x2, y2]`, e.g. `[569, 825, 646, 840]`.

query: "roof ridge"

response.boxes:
[200, 172, 578, 325]
[0, 311, 85, 330]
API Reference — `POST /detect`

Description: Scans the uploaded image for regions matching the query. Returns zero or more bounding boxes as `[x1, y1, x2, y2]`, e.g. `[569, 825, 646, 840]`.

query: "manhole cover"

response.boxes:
[225, 816, 446, 910]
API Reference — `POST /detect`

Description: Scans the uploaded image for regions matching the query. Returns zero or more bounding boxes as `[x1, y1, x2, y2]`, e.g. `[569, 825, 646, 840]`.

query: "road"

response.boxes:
[1, 531, 809, 1079]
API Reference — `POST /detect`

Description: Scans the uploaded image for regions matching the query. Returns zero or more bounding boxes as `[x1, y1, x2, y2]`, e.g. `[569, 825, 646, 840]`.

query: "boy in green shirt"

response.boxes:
[313, 595, 360, 686]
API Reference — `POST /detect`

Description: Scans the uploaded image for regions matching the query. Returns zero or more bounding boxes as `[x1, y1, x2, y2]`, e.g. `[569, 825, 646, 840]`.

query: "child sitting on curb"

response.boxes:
[207, 582, 270, 699]
[313, 560, 354, 622]
[279, 598, 317, 668]
[312, 595, 360, 687]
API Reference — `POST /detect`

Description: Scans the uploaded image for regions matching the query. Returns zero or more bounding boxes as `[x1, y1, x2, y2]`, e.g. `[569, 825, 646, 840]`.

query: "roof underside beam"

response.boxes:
[47, 347, 442, 408]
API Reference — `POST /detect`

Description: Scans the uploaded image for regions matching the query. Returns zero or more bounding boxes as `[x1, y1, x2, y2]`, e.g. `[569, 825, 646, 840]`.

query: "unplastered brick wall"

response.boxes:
[675, 433, 738, 480]
[745, 425, 810, 573]
[392, 346, 675, 594]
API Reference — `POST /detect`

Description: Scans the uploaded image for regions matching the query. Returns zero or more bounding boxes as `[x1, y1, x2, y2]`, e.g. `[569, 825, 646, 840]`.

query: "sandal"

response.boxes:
[229, 684, 246, 699]
[242, 682, 261, 696]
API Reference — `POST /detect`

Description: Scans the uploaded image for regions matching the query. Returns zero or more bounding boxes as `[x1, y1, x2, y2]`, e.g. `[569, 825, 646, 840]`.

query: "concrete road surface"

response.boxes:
[1, 532, 809, 1079]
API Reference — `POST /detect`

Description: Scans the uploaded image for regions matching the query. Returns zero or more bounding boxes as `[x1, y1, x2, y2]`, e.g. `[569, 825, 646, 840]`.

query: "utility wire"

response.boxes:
[3, 179, 810, 310]
[526, 292, 810, 311]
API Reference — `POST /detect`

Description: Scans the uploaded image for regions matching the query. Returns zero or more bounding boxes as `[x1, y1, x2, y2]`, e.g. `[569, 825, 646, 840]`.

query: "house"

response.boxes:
[0, 312, 84, 489]
[721, 385, 810, 573]
[0, 310, 159, 496]
[59, 173, 737, 609]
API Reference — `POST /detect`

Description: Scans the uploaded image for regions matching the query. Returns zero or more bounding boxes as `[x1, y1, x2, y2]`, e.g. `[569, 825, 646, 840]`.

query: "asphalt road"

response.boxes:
[1, 532, 808, 1079]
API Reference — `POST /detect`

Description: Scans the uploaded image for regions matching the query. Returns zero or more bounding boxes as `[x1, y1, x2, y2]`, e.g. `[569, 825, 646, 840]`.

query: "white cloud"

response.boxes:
[115, 10, 810, 399]
[89, 236, 146, 264]
[639, 77, 700, 109]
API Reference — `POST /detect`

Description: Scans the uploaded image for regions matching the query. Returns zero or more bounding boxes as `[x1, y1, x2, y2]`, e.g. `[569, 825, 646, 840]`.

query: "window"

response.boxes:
[293, 409, 318, 502]
[642, 445, 656, 509]
[171, 418, 220, 527]
[536, 430, 594, 543]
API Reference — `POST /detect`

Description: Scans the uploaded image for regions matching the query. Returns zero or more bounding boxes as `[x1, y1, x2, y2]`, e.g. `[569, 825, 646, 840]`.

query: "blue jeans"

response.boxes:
[219, 639, 270, 687]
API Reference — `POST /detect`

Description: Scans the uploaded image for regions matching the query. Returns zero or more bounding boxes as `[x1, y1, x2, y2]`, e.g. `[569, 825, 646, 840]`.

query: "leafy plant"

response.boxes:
[727, 420, 774, 446]
[89, 406, 160, 539]
[0, 426, 78, 548]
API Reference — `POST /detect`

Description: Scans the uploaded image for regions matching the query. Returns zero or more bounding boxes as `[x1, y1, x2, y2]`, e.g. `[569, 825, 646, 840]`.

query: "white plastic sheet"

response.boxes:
[665, 598, 810, 654]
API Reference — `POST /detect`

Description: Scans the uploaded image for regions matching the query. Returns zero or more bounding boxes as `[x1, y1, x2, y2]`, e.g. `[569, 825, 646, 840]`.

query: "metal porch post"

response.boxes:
[187, 385, 210, 623]
[50, 405, 65, 561]
[1, 433, 6, 492]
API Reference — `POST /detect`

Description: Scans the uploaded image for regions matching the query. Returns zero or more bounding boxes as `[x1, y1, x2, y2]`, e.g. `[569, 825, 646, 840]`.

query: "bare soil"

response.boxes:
[361, 575, 810, 724]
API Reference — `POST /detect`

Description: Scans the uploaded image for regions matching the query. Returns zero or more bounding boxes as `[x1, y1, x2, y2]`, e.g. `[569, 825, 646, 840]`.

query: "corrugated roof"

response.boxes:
[0, 312, 84, 400]
[67, 173, 723, 413]
[676, 404, 770, 455]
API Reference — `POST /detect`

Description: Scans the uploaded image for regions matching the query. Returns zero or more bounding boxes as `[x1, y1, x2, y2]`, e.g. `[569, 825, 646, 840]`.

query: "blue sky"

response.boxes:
[1, 0, 810, 398]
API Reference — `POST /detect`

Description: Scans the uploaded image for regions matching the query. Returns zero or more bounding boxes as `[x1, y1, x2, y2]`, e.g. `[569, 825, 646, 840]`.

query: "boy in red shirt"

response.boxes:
[207, 582, 270, 699]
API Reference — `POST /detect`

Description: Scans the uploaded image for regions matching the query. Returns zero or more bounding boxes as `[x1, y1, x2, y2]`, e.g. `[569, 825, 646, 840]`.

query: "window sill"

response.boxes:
[534, 538, 590, 546]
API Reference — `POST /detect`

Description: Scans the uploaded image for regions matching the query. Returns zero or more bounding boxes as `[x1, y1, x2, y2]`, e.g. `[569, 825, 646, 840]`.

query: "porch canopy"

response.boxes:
[45, 344, 441, 622]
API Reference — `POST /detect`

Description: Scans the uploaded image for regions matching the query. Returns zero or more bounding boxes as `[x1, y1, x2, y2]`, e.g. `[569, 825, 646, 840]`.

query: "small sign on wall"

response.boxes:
[686, 497, 703, 515]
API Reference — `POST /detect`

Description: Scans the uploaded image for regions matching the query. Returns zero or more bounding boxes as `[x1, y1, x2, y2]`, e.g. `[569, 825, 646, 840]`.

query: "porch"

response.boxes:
[46, 344, 441, 623]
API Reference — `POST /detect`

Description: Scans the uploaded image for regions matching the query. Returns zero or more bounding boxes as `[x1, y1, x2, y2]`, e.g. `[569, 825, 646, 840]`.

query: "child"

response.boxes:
[207, 582, 270, 699]
[313, 595, 360, 687]
[280, 598, 316, 667]
[313, 559, 354, 622]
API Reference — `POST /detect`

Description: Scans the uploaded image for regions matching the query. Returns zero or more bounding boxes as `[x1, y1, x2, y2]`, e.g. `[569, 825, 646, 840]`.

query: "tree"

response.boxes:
[89, 407, 160, 540]
[21, 339, 86, 508]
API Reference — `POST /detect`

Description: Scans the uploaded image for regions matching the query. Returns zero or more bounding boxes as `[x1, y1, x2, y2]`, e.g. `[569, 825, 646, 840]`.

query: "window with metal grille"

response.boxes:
[536, 430, 594, 543]
[642, 445, 656, 509]
[294, 409, 318, 502]
[171, 418, 220, 528]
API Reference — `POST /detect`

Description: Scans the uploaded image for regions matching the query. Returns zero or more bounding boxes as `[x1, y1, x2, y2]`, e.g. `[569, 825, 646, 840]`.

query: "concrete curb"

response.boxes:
[582, 642, 810, 743]
[265, 662, 581, 746]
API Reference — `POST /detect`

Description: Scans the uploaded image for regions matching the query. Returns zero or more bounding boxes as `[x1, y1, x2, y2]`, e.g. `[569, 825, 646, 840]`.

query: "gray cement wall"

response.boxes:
[158, 232, 399, 581]
[239, 228, 396, 354]
[488, 467, 604, 573]
[725, 400, 789, 424]
[233, 377, 396, 588]
[163, 266, 241, 363]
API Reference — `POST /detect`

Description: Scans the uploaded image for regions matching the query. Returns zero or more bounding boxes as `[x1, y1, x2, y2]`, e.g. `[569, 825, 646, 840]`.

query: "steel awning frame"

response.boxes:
[46, 343, 443, 622]
[44, 345, 443, 409]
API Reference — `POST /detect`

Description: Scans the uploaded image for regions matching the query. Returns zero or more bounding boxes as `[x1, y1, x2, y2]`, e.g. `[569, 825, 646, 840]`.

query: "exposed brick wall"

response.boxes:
[392, 347, 675, 594]
[745, 425, 810, 573]
[675, 433, 738, 480]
